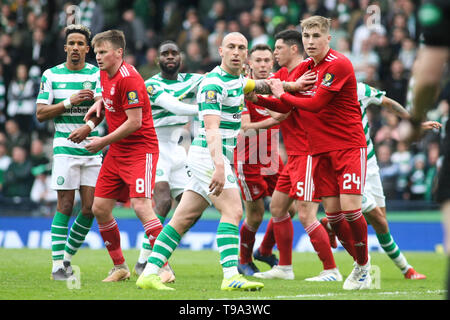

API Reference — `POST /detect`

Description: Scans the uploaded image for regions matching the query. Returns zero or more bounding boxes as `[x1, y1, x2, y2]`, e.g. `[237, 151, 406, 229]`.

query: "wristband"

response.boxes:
[63, 97, 72, 109]
[86, 120, 96, 130]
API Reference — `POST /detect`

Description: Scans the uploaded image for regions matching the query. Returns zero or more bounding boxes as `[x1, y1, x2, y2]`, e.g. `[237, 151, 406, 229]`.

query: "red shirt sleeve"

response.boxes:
[319, 58, 354, 92]
[255, 95, 292, 113]
[279, 87, 336, 113]
[119, 76, 146, 110]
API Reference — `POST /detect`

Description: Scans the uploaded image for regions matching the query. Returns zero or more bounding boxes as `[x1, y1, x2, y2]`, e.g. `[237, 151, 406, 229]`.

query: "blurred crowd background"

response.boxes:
[0, 0, 448, 215]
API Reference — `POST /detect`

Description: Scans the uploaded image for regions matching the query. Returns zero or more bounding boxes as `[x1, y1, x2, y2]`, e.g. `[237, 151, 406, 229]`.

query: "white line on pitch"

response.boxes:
[210, 289, 447, 300]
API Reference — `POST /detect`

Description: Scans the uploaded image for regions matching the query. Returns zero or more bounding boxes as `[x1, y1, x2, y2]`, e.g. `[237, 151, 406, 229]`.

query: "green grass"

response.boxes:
[0, 249, 447, 300]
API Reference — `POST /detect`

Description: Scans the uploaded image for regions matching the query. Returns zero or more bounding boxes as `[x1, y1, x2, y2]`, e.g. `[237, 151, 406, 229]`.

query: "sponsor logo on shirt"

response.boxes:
[127, 90, 139, 104]
[103, 98, 115, 112]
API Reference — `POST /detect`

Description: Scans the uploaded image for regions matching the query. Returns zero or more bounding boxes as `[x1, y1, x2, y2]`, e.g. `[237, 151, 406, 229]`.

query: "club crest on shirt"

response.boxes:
[205, 90, 217, 104]
[322, 73, 335, 87]
[127, 90, 139, 104]
[83, 81, 93, 90]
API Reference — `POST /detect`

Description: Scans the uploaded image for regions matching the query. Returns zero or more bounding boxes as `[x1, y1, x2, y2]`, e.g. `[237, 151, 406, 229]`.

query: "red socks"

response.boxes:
[326, 209, 368, 265]
[342, 209, 368, 265]
[143, 218, 163, 248]
[272, 214, 293, 266]
[259, 218, 276, 256]
[326, 211, 356, 261]
[99, 218, 163, 266]
[305, 220, 337, 270]
[98, 219, 125, 265]
[239, 222, 257, 264]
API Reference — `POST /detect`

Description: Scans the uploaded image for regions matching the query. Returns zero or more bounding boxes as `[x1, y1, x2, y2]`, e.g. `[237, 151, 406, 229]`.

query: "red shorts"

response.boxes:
[275, 155, 318, 201]
[312, 147, 367, 198]
[235, 156, 284, 201]
[94, 152, 158, 202]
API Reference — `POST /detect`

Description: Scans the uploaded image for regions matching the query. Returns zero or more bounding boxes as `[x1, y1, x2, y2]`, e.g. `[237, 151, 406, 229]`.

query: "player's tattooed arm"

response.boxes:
[380, 96, 411, 119]
[252, 80, 302, 94]
[252, 70, 316, 95]
[253, 79, 273, 94]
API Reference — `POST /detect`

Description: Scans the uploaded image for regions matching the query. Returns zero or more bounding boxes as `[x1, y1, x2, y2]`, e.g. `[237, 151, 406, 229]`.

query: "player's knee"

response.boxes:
[91, 202, 108, 219]
[297, 207, 315, 226]
[57, 199, 74, 215]
[222, 207, 243, 223]
[246, 212, 264, 228]
[270, 201, 286, 218]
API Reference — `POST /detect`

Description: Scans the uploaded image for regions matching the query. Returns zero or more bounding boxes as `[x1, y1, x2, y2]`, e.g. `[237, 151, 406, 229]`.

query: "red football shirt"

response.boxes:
[284, 49, 366, 155]
[235, 100, 281, 165]
[100, 61, 159, 156]
[268, 64, 310, 156]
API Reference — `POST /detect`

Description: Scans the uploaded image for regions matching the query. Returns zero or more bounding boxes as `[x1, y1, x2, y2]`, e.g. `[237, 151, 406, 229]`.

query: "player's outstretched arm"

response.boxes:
[380, 96, 411, 119]
[85, 107, 142, 153]
[268, 78, 335, 113]
[156, 91, 198, 116]
[250, 70, 316, 95]
[240, 114, 280, 134]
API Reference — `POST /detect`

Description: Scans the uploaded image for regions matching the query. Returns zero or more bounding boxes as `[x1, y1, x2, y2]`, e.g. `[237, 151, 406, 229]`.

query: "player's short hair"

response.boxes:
[249, 44, 273, 56]
[64, 24, 91, 44]
[274, 29, 303, 51]
[92, 29, 126, 51]
[300, 16, 332, 34]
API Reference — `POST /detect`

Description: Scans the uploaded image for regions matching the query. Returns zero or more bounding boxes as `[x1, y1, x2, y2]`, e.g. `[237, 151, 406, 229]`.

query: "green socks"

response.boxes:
[377, 232, 411, 273]
[216, 222, 239, 279]
[64, 212, 94, 261]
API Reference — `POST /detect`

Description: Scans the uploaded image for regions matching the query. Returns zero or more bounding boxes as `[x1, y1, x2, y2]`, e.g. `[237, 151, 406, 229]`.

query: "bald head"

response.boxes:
[221, 32, 248, 47]
[219, 32, 248, 75]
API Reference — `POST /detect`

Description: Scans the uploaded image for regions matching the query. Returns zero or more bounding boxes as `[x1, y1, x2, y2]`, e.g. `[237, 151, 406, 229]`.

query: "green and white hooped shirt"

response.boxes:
[36, 63, 102, 157]
[357, 82, 386, 162]
[145, 72, 203, 128]
[192, 66, 250, 162]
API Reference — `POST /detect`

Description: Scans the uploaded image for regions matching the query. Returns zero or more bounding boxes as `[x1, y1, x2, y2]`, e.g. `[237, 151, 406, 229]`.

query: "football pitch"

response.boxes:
[0, 248, 447, 301]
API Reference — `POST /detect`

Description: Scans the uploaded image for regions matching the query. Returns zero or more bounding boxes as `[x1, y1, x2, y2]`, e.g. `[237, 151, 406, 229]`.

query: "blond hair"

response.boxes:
[300, 16, 332, 34]
[92, 29, 126, 51]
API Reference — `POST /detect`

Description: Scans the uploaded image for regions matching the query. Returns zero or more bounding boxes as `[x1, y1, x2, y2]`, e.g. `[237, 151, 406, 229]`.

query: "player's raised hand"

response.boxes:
[84, 99, 103, 121]
[421, 120, 442, 131]
[70, 89, 94, 106]
[68, 125, 91, 144]
[85, 136, 105, 154]
[266, 78, 284, 99]
[295, 70, 317, 91]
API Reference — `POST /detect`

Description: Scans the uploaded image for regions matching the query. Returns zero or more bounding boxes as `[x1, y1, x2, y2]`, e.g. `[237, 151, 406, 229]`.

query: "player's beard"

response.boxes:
[160, 61, 180, 76]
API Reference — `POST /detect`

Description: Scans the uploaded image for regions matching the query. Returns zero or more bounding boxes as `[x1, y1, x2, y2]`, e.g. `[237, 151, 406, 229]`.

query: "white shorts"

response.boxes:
[362, 157, 386, 213]
[155, 143, 190, 198]
[185, 145, 238, 205]
[51, 156, 102, 190]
